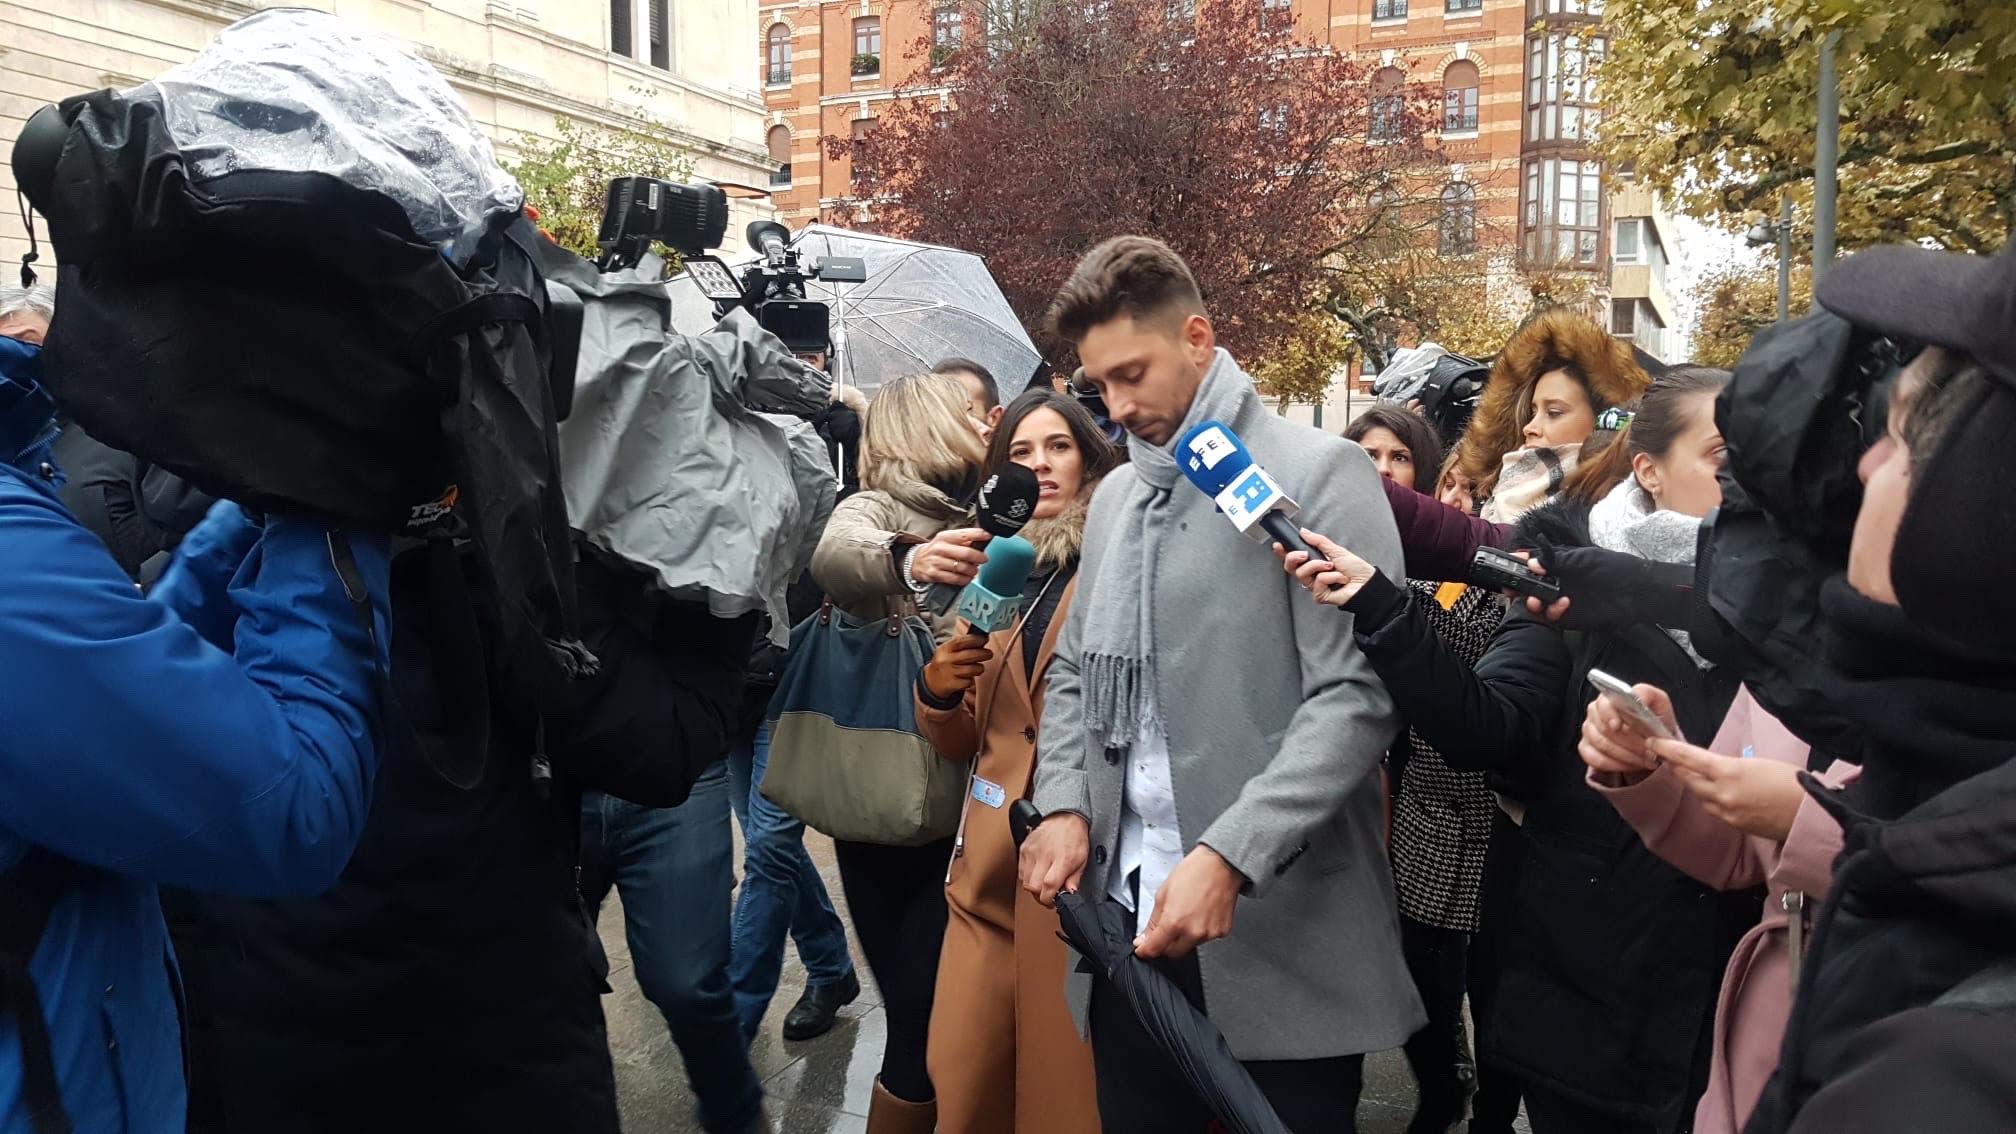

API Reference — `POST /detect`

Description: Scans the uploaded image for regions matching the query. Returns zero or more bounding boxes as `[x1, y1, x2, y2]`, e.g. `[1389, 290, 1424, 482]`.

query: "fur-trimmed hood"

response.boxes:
[1454, 307, 1652, 492]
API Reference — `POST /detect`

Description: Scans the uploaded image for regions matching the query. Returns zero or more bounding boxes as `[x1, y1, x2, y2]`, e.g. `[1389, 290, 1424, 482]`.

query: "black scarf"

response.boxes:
[1818, 576, 2016, 819]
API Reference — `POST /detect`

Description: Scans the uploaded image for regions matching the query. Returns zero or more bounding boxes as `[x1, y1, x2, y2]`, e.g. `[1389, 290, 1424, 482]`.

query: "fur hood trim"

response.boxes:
[1019, 491, 1090, 570]
[1454, 307, 1652, 491]
[831, 383, 869, 416]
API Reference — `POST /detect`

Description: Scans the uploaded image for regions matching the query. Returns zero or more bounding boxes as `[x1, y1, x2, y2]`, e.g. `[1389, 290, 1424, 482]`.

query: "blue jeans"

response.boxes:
[725, 721, 856, 1037]
[580, 769, 763, 1134]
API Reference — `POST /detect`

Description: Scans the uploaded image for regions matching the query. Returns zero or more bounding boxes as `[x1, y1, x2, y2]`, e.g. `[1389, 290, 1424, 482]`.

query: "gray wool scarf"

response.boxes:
[1080, 349, 1258, 749]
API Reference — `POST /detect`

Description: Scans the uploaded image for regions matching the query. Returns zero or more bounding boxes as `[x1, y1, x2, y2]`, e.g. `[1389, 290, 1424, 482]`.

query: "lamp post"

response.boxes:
[1744, 196, 1793, 323]
[1814, 30, 1841, 288]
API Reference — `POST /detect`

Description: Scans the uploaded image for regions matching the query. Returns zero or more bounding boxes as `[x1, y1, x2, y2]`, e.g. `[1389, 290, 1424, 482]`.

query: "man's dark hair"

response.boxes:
[1045, 235, 1206, 346]
[932, 357, 1000, 409]
[1900, 349, 1995, 481]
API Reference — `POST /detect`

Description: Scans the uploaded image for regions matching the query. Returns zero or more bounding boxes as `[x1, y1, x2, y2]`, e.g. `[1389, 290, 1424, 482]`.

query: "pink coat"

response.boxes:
[1589, 686, 1859, 1134]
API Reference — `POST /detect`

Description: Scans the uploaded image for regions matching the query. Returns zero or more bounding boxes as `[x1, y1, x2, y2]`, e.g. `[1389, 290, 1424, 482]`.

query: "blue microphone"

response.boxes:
[1176, 421, 1309, 554]
[955, 534, 1038, 634]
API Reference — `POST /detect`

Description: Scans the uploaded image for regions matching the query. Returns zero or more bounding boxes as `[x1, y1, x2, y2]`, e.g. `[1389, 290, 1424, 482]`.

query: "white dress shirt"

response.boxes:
[1109, 696, 1184, 930]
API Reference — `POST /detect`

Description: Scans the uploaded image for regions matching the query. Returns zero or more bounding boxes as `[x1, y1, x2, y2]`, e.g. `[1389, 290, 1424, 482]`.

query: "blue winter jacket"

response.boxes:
[0, 363, 391, 1133]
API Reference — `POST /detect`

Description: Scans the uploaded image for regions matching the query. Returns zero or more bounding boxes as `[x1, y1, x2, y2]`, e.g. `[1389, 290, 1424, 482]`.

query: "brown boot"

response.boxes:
[867, 1078, 936, 1134]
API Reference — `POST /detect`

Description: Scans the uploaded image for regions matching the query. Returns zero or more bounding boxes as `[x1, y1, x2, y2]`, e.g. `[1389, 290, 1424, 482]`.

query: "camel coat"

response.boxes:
[915, 573, 1100, 1134]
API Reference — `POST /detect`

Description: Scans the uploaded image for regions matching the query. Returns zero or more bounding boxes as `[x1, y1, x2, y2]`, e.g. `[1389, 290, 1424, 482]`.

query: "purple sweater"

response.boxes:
[1379, 474, 1509, 582]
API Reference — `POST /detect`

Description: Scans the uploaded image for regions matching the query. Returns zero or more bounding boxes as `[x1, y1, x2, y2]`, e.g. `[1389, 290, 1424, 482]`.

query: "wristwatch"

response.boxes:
[899, 544, 931, 594]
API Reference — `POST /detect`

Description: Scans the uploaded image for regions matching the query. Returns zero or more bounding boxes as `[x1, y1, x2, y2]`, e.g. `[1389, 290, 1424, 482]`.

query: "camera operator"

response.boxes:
[0, 287, 391, 1134]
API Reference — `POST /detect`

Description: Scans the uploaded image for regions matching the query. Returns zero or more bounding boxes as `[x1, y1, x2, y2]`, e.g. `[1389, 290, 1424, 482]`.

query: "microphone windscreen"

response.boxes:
[975, 463, 1041, 538]
[1177, 421, 1254, 496]
[973, 534, 1037, 597]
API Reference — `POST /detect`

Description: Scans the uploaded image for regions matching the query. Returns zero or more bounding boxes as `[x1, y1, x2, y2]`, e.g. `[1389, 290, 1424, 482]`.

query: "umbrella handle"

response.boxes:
[1009, 799, 1043, 849]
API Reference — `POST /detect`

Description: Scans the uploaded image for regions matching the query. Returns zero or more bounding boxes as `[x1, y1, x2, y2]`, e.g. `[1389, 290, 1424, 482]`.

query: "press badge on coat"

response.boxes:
[971, 776, 1006, 809]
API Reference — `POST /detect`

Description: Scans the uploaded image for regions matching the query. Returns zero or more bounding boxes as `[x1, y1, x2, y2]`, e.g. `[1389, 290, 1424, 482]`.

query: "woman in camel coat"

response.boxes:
[913, 388, 1117, 1134]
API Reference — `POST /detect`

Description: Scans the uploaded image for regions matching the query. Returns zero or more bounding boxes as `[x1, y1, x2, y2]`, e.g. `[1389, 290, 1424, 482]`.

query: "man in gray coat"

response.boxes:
[1018, 236, 1424, 1132]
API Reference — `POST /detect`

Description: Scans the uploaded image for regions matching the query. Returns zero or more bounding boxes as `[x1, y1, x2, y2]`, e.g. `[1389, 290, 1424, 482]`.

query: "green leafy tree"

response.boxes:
[504, 110, 696, 270]
[1600, 0, 2016, 252]
[1251, 305, 1355, 411]
[1691, 257, 1815, 369]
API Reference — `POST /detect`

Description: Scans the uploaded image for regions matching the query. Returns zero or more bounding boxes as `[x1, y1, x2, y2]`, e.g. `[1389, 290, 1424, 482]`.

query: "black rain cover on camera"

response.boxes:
[32, 14, 589, 720]
[1696, 310, 1886, 758]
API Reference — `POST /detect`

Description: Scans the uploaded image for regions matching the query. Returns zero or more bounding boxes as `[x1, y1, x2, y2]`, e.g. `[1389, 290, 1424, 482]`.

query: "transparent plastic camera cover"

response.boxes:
[146, 8, 522, 247]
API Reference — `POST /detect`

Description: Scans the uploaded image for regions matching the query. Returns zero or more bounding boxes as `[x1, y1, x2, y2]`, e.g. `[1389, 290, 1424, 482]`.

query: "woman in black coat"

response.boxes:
[1287, 369, 1759, 1134]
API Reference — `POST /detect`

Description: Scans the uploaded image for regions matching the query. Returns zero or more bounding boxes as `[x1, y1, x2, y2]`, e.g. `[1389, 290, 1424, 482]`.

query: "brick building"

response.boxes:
[754, 0, 1681, 409]
[759, 0, 1542, 249]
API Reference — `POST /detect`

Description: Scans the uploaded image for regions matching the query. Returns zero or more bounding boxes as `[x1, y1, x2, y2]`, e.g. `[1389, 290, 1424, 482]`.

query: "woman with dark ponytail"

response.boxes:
[1282, 367, 1760, 1134]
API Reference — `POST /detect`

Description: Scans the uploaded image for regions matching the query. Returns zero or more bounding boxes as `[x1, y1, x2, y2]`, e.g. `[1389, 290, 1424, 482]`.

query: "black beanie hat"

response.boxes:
[1887, 372, 2016, 660]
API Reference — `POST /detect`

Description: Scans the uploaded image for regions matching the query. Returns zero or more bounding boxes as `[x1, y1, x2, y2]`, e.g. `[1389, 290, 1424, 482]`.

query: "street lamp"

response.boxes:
[1745, 196, 1793, 323]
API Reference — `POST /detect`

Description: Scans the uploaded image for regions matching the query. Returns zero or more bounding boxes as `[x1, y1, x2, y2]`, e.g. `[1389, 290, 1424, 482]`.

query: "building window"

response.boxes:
[766, 23, 792, 85]
[1440, 182, 1477, 255]
[850, 117, 877, 185]
[1369, 66, 1406, 142]
[1613, 219, 1641, 262]
[1447, 0, 1482, 11]
[1373, 0, 1407, 19]
[1526, 31, 1604, 142]
[610, 0, 631, 57]
[1530, 0, 1604, 14]
[1259, 103, 1291, 136]
[768, 125, 792, 187]
[932, 7, 963, 66]
[1167, 0, 1198, 21]
[1443, 60, 1479, 132]
[648, 0, 669, 69]
[1259, 0, 1292, 36]
[1522, 156, 1602, 266]
[1610, 298, 1636, 335]
[853, 17, 881, 75]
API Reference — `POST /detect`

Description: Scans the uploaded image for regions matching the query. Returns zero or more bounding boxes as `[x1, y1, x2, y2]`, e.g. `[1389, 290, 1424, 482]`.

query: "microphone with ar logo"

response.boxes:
[922, 463, 1041, 616]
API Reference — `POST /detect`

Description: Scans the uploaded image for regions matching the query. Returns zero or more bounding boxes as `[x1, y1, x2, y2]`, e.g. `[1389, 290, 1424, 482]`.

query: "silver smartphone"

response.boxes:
[1588, 669, 1674, 740]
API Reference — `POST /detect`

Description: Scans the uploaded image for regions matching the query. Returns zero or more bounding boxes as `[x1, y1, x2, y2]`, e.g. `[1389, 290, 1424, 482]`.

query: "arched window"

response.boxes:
[1439, 182, 1477, 255]
[1443, 60, 1479, 132]
[1369, 66, 1406, 141]
[766, 23, 791, 85]
[767, 125, 792, 187]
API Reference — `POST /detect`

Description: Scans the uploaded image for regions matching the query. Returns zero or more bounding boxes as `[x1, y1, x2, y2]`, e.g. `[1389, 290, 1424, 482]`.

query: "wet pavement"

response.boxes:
[600, 830, 1520, 1134]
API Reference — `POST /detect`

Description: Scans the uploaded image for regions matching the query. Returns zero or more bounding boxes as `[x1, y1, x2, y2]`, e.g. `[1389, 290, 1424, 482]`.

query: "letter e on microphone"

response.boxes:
[1183, 425, 1239, 474]
[1213, 466, 1298, 541]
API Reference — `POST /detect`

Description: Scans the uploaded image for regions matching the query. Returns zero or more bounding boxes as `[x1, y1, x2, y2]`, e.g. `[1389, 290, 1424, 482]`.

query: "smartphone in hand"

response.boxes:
[1588, 669, 1674, 740]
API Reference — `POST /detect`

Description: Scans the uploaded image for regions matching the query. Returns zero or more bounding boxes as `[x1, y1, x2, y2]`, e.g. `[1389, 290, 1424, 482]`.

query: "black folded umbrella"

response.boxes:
[1053, 891, 1292, 1134]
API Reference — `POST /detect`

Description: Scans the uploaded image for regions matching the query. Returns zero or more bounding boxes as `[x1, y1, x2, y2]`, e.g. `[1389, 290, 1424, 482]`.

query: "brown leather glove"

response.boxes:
[921, 633, 993, 703]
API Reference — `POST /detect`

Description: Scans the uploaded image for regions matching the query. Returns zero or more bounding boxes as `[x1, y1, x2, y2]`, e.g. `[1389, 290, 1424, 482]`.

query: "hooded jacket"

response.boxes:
[0, 357, 391, 1134]
[1453, 308, 1652, 500]
[1745, 756, 2016, 1134]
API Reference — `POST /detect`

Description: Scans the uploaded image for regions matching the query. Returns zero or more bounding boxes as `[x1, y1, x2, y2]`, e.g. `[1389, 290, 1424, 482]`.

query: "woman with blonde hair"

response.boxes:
[808, 371, 994, 1134]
